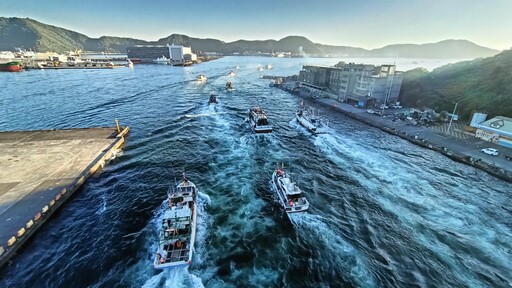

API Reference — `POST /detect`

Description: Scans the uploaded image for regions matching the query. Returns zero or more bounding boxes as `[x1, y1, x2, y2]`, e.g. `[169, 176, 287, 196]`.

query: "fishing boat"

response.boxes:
[226, 81, 233, 90]
[154, 55, 169, 65]
[296, 101, 327, 134]
[257, 65, 264, 71]
[266, 64, 273, 70]
[248, 106, 273, 133]
[197, 74, 207, 82]
[271, 165, 309, 213]
[154, 174, 198, 269]
[208, 94, 217, 104]
[228, 70, 236, 76]
[0, 61, 23, 72]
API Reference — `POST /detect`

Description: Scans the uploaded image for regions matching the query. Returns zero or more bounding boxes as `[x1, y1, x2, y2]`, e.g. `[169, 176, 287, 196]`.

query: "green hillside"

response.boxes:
[399, 49, 512, 120]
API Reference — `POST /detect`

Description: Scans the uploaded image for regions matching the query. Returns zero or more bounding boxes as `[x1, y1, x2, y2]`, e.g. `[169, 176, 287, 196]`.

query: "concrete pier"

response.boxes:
[0, 126, 130, 267]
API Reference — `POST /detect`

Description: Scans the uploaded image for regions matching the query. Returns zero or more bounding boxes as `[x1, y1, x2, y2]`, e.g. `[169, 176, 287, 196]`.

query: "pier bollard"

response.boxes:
[34, 212, 42, 221]
[26, 220, 34, 229]
[115, 119, 121, 133]
[0, 246, 4, 256]
[7, 236, 16, 247]
[17, 228, 26, 237]
[42, 205, 49, 214]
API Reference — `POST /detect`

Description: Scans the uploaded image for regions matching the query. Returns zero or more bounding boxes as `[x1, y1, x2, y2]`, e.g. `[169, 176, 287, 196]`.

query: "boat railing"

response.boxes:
[158, 240, 190, 263]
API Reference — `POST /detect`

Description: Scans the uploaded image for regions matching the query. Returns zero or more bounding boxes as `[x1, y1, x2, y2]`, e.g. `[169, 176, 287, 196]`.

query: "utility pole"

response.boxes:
[447, 102, 458, 135]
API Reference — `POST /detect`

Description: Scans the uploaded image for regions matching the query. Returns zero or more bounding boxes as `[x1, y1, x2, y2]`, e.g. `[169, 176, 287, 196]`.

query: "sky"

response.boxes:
[1, 0, 511, 50]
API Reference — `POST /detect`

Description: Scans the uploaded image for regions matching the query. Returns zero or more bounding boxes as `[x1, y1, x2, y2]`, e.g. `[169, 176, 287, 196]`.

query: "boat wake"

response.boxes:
[288, 213, 376, 287]
[183, 112, 229, 118]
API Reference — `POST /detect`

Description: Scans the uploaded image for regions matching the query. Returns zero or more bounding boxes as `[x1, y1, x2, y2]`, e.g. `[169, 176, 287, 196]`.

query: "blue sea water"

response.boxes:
[0, 56, 510, 287]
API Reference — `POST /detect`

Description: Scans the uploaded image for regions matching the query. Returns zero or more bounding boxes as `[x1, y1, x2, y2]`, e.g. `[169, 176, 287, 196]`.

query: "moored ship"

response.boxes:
[0, 61, 23, 72]
[154, 174, 198, 269]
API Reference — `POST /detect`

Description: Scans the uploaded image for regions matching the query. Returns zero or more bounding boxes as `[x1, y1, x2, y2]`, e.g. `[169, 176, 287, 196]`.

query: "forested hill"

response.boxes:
[399, 49, 512, 120]
[0, 17, 501, 58]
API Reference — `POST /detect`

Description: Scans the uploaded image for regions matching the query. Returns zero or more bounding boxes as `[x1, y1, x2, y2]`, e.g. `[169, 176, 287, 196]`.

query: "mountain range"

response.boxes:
[0, 17, 501, 59]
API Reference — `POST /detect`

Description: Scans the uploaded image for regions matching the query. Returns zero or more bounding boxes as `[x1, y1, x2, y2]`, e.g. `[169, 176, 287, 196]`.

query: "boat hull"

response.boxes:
[296, 114, 317, 133]
[0, 61, 22, 72]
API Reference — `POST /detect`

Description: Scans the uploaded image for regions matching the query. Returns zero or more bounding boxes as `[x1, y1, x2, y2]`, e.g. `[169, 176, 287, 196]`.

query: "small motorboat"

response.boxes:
[197, 74, 207, 82]
[270, 165, 309, 214]
[296, 101, 327, 134]
[228, 70, 236, 76]
[208, 94, 217, 104]
[248, 106, 273, 133]
[226, 81, 233, 90]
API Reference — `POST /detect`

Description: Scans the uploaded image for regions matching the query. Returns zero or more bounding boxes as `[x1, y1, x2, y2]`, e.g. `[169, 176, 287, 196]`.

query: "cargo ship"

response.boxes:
[0, 61, 23, 72]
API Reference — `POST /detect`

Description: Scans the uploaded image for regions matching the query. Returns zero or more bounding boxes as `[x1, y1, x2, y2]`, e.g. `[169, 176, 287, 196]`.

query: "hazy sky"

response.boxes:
[1, 0, 511, 50]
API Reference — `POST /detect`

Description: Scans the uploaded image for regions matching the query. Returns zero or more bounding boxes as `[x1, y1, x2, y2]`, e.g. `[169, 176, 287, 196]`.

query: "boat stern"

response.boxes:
[254, 125, 273, 133]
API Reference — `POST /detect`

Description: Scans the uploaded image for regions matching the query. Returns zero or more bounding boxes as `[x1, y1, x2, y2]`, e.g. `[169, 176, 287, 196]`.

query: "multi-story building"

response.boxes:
[353, 65, 403, 105]
[169, 45, 197, 63]
[298, 62, 403, 107]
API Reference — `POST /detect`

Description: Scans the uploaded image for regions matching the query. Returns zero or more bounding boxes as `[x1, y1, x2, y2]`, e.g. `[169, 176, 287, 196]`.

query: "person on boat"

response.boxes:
[157, 253, 165, 264]
[289, 199, 294, 206]
[175, 240, 184, 250]
[277, 168, 284, 176]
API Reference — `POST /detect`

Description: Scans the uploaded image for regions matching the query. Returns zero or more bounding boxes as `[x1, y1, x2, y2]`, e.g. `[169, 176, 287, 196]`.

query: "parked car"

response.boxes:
[481, 148, 499, 156]
[366, 109, 375, 114]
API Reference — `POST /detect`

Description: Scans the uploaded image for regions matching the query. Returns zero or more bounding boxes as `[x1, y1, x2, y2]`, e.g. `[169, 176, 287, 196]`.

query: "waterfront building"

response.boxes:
[298, 62, 403, 107]
[169, 45, 197, 63]
[126, 45, 170, 62]
[126, 44, 196, 63]
[471, 114, 512, 148]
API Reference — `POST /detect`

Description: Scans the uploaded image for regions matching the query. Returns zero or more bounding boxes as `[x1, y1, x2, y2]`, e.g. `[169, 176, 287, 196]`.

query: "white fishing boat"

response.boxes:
[296, 101, 327, 134]
[228, 70, 236, 76]
[266, 64, 273, 70]
[248, 106, 273, 133]
[154, 55, 169, 65]
[271, 165, 309, 213]
[257, 65, 264, 71]
[197, 74, 207, 82]
[154, 174, 198, 269]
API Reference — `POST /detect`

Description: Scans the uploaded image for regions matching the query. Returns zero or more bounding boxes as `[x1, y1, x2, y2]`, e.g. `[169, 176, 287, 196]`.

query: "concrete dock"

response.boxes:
[0, 126, 129, 267]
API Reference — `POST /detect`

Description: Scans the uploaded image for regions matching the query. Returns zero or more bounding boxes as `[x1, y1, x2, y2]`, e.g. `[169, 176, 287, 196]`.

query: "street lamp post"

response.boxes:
[447, 102, 458, 135]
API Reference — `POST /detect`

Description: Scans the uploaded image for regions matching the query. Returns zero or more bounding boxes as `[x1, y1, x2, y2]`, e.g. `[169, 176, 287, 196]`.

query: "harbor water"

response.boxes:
[0, 57, 510, 287]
